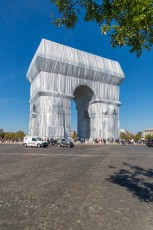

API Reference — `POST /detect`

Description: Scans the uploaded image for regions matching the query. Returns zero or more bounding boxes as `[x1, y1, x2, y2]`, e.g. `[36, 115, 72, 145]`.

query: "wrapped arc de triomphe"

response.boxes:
[26, 39, 124, 140]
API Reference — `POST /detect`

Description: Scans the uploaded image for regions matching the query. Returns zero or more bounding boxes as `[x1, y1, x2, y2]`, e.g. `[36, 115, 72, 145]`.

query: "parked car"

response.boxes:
[146, 139, 153, 147]
[57, 137, 74, 147]
[48, 138, 58, 146]
[23, 136, 49, 148]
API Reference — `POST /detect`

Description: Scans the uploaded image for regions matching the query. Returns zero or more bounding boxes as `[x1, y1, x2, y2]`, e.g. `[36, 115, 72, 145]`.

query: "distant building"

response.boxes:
[119, 129, 131, 135]
[119, 129, 126, 133]
[144, 128, 153, 138]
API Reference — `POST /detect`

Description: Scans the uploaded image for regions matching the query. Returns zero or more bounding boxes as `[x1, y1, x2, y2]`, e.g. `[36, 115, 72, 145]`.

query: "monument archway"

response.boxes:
[73, 85, 95, 139]
[27, 39, 124, 140]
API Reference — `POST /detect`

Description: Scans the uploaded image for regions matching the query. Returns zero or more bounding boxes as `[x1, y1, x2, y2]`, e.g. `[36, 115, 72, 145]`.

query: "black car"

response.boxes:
[146, 139, 153, 147]
[57, 138, 74, 147]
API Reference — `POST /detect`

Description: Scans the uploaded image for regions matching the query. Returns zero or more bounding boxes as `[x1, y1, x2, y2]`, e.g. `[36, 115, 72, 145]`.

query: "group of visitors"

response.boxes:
[77, 137, 145, 145]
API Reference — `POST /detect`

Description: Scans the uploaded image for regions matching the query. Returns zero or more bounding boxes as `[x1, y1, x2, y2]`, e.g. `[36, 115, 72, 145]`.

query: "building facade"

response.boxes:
[26, 39, 124, 140]
[144, 128, 153, 138]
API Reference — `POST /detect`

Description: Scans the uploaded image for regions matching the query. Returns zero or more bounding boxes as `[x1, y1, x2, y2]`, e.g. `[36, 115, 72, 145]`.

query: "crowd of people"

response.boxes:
[0, 139, 22, 143]
[76, 137, 146, 145]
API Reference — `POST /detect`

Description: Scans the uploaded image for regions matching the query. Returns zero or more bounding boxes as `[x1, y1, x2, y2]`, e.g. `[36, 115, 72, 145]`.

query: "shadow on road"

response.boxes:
[107, 163, 153, 203]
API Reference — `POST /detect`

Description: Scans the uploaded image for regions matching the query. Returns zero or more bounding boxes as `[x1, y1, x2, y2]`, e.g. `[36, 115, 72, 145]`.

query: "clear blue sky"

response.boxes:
[0, 0, 153, 135]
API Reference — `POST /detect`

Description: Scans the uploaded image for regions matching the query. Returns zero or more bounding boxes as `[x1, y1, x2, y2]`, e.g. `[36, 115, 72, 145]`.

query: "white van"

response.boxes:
[23, 136, 48, 148]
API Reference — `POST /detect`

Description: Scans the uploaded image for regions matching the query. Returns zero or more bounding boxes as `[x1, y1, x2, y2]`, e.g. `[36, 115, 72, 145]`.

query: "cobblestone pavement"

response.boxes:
[0, 143, 153, 230]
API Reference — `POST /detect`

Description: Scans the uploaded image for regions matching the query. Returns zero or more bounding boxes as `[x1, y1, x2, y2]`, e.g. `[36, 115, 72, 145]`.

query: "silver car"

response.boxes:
[57, 138, 74, 147]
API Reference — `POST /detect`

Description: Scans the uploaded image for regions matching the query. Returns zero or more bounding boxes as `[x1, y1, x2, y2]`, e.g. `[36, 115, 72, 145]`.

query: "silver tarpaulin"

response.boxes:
[27, 39, 125, 140]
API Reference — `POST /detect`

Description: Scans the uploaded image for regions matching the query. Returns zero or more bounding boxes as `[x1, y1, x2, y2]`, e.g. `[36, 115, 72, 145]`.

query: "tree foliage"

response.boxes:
[0, 129, 26, 141]
[15, 130, 26, 139]
[134, 131, 143, 141]
[51, 0, 153, 56]
[120, 131, 142, 141]
[120, 132, 128, 140]
[0, 129, 5, 140]
[145, 134, 153, 140]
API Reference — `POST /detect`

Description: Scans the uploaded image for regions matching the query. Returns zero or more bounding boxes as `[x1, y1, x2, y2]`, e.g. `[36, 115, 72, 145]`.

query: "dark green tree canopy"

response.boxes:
[51, 0, 153, 56]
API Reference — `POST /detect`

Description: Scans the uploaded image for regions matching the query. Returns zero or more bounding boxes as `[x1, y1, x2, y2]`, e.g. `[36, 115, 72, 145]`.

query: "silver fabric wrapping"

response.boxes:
[27, 39, 124, 140]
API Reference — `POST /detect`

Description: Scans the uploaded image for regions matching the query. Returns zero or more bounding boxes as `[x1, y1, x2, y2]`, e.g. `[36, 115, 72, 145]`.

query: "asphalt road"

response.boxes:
[0, 143, 153, 230]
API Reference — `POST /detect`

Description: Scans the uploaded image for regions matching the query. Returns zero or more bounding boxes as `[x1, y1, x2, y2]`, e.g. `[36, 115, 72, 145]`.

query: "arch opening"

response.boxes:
[73, 85, 95, 140]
